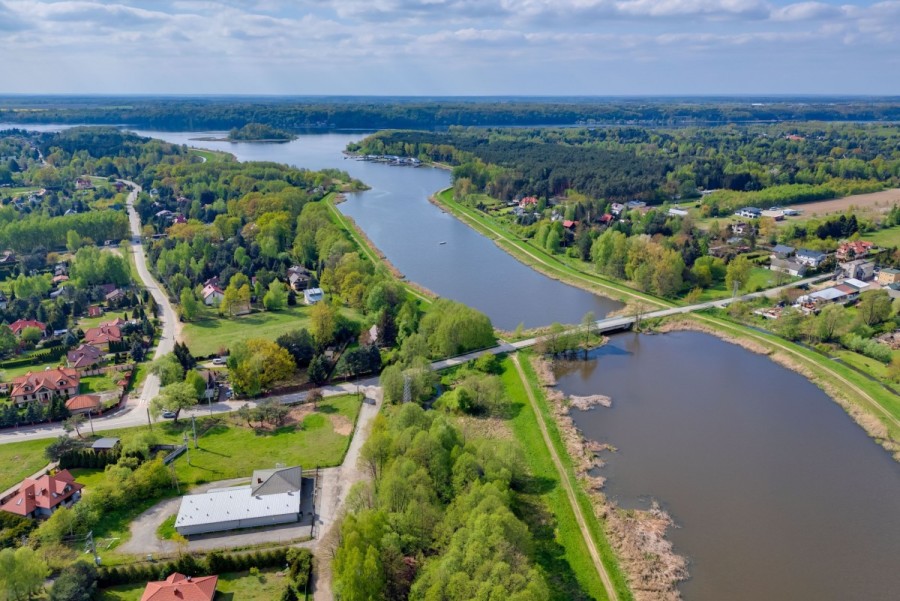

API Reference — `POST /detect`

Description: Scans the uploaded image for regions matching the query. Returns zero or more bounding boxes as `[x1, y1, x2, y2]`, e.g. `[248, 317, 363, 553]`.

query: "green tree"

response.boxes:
[184, 370, 207, 400]
[857, 289, 892, 326]
[310, 301, 337, 348]
[65, 230, 84, 253]
[263, 280, 288, 311]
[63, 414, 86, 438]
[150, 381, 198, 422]
[179, 288, 201, 322]
[150, 354, 184, 386]
[0, 325, 16, 357]
[276, 329, 316, 368]
[725, 255, 753, 294]
[227, 339, 295, 397]
[19, 326, 43, 346]
[0, 546, 49, 600]
[814, 303, 845, 341]
[49, 561, 98, 601]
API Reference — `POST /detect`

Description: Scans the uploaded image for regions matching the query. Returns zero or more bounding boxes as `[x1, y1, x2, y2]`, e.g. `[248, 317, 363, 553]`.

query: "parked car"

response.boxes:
[161, 410, 177, 419]
[212, 356, 228, 365]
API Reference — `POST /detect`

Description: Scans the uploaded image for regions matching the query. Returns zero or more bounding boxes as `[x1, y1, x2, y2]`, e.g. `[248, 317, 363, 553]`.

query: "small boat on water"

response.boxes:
[439, 241, 447, 245]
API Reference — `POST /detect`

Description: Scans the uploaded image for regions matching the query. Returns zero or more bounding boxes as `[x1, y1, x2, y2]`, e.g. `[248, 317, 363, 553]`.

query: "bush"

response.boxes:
[49, 561, 98, 601]
[840, 333, 893, 363]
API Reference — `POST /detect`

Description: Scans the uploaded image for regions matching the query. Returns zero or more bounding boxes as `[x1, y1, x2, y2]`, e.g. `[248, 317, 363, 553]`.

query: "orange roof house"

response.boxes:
[836, 240, 873, 261]
[65, 394, 101, 414]
[10, 368, 79, 405]
[83, 324, 122, 350]
[0, 469, 83, 518]
[9, 319, 47, 337]
[140, 573, 218, 601]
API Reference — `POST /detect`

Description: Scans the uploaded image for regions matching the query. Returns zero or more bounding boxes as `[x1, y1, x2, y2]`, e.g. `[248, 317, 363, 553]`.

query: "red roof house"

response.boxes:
[599, 213, 614, 224]
[562, 220, 576, 229]
[83, 324, 122, 351]
[836, 240, 873, 261]
[65, 394, 101, 414]
[518, 196, 538, 208]
[10, 368, 79, 405]
[9, 319, 47, 337]
[0, 470, 84, 518]
[88, 305, 104, 318]
[140, 573, 218, 601]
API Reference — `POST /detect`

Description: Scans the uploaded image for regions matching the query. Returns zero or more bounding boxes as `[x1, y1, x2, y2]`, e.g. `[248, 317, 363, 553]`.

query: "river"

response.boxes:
[555, 331, 900, 601]
[127, 130, 622, 330]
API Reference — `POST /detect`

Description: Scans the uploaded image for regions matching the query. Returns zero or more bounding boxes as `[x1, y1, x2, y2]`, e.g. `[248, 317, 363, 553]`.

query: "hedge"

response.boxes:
[97, 548, 289, 586]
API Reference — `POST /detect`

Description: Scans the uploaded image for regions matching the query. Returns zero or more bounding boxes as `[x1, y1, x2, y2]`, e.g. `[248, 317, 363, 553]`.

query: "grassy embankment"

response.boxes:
[499, 355, 632, 601]
[323, 194, 434, 305]
[188, 148, 234, 163]
[433, 188, 667, 313]
[99, 568, 289, 601]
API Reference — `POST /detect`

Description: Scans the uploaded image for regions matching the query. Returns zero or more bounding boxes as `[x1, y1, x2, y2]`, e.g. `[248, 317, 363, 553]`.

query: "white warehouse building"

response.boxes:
[175, 466, 305, 536]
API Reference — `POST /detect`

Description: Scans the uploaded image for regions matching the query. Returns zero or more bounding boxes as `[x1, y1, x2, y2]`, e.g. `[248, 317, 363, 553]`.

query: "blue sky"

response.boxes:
[0, 0, 897, 95]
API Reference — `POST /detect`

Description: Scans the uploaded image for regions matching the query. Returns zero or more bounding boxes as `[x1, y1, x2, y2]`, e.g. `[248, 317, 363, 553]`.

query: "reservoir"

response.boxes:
[555, 331, 900, 601]
[129, 130, 622, 330]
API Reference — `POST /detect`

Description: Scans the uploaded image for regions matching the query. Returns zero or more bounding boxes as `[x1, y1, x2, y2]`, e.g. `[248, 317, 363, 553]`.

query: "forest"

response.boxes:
[5, 96, 900, 131]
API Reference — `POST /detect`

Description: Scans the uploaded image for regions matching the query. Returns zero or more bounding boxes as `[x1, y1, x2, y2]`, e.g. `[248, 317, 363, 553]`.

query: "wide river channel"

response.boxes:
[11, 125, 899, 599]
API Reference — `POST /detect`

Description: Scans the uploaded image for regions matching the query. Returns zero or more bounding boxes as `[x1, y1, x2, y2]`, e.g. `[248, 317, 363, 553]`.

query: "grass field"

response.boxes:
[0, 438, 53, 492]
[862, 225, 900, 247]
[182, 305, 362, 357]
[98, 568, 289, 601]
[499, 356, 632, 601]
[80, 373, 119, 394]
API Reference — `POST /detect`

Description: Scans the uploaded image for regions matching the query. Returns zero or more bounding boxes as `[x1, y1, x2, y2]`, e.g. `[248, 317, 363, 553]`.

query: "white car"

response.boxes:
[212, 356, 228, 365]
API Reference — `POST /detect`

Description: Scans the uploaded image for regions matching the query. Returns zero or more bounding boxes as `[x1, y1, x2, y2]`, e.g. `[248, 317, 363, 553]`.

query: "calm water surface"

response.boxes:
[126, 130, 622, 330]
[555, 331, 900, 601]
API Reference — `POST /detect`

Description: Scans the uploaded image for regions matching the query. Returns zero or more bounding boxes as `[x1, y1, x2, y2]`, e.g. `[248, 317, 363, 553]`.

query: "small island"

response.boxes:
[192, 122, 297, 143]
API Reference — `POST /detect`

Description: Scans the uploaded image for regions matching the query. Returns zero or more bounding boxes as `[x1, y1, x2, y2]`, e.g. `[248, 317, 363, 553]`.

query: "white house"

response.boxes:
[201, 284, 224, 306]
[735, 207, 762, 219]
[304, 287, 324, 305]
[795, 248, 827, 268]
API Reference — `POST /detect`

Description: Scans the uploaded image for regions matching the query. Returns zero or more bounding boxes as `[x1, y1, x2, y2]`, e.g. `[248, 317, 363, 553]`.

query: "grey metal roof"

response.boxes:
[175, 486, 301, 529]
[91, 437, 120, 450]
[251, 466, 302, 496]
[772, 244, 795, 255]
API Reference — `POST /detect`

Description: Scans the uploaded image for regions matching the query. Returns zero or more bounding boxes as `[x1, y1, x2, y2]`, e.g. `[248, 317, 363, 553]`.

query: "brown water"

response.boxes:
[555, 331, 900, 601]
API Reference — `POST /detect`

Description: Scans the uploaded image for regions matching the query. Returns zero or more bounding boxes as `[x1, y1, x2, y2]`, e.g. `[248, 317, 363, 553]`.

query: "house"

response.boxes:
[770, 244, 795, 259]
[668, 207, 689, 217]
[139, 573, 218, 601]
[10, 368, 80, 406]
[761, 209, 785, 221]
[173, 214, 187, 225]
[626, 200, 646, 210]
[0, 470, 83, 519]
[735, 207, 762, 219]
[803, 287, 850, 305]
[877, 267, 900, 286]
[731, 222, 751, 236]
[9, 319, 47, 338]
[610, 202, 625, 216]
[67, 344, 104, 370]
[83, 324, 122, 351]
[0, 251, 15, 266]
[104, 288, 126, 304]
[841, 278, 871, 293]
[65, 394, 101, 415]
[562, 220, 576, 230]
[175, 466, 306, 535]
[287, 265, 312, 291]
[886, 283, 900, 300]
[52, 274, 69, 285]
[88, 305, 103, 318]
[97, 283, 118, 297]
[599, 213, 614, 225]
[201, 284, 224, 306]
[795, 249, 827, 268]
[91, 437, 120, 453]
[196, 370, 221, 400]
[518, 196, 538, 209]
[304, 288, 324, 305]
[836, 240, 873, 261]
[770, 258, 807, 277]
[835, 283, 861, 302]
[839, 259, 875, 281]
[75, 178, 93, 190]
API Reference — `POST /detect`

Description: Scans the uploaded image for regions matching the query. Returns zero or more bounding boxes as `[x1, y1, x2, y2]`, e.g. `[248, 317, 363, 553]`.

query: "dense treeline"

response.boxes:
[228, 123, 295, 141]
[334, 403, 549, 600]
[7, 97, 900, 130]
[351, 124, 900, 203]
[0, 210, 128, 252]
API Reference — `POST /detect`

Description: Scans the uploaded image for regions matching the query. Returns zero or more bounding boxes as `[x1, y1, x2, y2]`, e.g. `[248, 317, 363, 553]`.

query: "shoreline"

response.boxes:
[529, 354, 688, 601]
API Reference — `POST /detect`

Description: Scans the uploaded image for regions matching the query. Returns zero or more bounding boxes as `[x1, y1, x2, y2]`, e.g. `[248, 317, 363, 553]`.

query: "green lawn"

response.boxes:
[189, 148, 234, 163]
[99, 568, 289, 601]
[0, 438, 53, 492]
[80, 374, 119, 394]
[1, 358, 66, 380]
[156, 515, 177, 540]
[862, 225, 900, 247]
[182, 305, 361, 357]
[499, 356, 632, 601]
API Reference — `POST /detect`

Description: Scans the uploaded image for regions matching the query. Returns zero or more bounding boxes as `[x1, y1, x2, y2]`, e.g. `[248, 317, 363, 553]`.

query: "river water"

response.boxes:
[126, 130, 622, 330]
[555, 331, 900, 601]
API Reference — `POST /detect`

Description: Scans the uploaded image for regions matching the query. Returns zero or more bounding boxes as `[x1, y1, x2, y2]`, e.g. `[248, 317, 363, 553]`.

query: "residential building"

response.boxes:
[201, 284, 224, 306]
[9, 319, 47, 338]
[65, 394, 101, 415]
[886, 283, 900, 300]
[139, 573, 218, 601]
[770, 244, 795, 259]
[562, 219, 577, 230]
[876, 268, 900, 286]
[803, 287, 850, 305]
[75, 178, 93, 190]
[836, 240, 874, 261]
[761, 209, 785, 220]
[598, 213, 614, 225]
[91, 437, 120, 453]
[83, 324, 122, 351]
[668, 207, 689, 217]
[287, 265, 312, 291]
[770, 258, 807, 277]
[795, 249, 827, 268]
[735, 207, 762, 219]
[518, 196, 538, 209]
[839, 259, 875, 281]
[87, 305, 103, 318]
[9, 368, 80, 405]
[841, 278, 871, 293]
[610, 202, 625, 216]
[835, 283, 861, 303]
[104, 288, 126, 304]
[0, 470, 83, 518]
[304, 288, 324, 305]
[67, 344, 104, 370]
[175, 466, 306, 535]
[626, 200, 646, 210]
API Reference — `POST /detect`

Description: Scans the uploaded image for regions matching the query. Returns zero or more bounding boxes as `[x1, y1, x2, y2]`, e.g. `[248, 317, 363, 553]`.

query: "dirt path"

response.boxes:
[511, 355, 619, 601]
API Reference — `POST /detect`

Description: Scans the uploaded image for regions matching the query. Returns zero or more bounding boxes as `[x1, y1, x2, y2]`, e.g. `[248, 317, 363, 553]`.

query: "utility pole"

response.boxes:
[183, 432, 190, 465]
[191, 415, 198, 449]
[86, 530, 99, 565]
[88, 411, 95, 436]
[146, 407, 152, 430]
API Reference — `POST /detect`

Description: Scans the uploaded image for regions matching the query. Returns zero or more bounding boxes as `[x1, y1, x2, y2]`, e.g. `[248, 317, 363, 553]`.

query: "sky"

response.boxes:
[0, 0, 898, 95]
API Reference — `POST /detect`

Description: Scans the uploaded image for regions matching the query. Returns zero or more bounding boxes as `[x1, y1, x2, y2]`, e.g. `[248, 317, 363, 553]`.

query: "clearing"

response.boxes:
[0, 438, 53, 492]
[783, 188, 900, 217]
